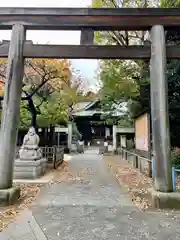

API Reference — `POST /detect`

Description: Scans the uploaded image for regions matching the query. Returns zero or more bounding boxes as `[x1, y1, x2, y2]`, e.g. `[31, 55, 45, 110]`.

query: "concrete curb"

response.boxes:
[0, 209, 47, 239]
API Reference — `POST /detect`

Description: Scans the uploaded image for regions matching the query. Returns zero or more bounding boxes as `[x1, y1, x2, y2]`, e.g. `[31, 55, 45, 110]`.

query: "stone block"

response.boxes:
[149, 188, 180, 209]
[0, 186, 20, 206]
[14, 158, 47, 179]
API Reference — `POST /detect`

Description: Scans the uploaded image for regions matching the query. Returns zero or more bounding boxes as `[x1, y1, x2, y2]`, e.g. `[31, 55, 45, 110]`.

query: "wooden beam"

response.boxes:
[80, 30, 94, 45]
[0, 8, 180, 30]
[0, 42, 180, 59]
[0, 43, 149, 59]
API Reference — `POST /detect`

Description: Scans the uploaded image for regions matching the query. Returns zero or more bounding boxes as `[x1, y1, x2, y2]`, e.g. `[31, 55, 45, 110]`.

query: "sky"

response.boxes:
[0, 0, 99, 92]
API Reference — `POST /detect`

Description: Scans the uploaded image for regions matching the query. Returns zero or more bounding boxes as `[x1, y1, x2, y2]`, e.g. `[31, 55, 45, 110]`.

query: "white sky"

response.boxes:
[0, 0, 99, 91]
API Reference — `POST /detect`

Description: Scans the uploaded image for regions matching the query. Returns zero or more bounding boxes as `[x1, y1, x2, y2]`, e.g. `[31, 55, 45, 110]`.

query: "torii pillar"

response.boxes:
[0, 24, 25, 205]
[150, 25, 176, 208]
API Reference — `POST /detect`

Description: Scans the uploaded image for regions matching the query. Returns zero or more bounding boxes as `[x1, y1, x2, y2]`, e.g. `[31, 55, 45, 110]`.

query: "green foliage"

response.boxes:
[93, 0, 180, 148]
[100, 60, 140, 103]
[98, 58, 148, 123]
[92, 0, 158, 8]
[92, 0, 153, 124]
[0, 58, 74, 129]
[171, 150, 180, 169]
[117, 116, 134, 128]
[37, 95, 68, 127]
[19, 102, 31, 128]
[92, 0, 116, 8]
[19, 95, 68, 128]
[160, 0, 180, 7]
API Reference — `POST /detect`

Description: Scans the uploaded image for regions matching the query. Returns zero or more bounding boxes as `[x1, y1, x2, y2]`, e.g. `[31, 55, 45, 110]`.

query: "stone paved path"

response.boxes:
[2, 149, 180, 239]
[31, 149, 180, 239]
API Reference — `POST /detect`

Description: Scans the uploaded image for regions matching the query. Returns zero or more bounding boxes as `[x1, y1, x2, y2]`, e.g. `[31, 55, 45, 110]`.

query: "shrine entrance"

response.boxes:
[72, 100, 113, 146]
[0, 7, 179, 198]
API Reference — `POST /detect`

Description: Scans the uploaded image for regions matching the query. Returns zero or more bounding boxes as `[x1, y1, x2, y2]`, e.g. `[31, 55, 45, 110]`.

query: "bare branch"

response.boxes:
[20, 117, 28, 127]
[107, 31, 124, 45]
[0, 72, 5, 79]
[36, 98, 44, 108]
[26, 60, 44, 77]
[22, 105, 30, 111]
[111, 0, 119, 8]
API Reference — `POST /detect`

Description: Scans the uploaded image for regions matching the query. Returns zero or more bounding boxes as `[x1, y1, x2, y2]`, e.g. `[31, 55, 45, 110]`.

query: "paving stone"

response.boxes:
[0, 209, 47, 240]
[31, 149, 180, 239]
[2, 149, 180, 239]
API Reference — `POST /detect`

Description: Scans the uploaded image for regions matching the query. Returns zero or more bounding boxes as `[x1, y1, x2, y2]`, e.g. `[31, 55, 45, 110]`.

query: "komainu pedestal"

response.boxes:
[14, 127, 47, 179]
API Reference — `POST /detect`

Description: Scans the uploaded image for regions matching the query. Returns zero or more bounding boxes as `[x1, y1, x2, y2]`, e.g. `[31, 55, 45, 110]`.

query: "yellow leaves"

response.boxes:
[61, 59, 71, 69]
[92, 0, 116, 8]
[0, 57, 72, 90]
[0, 183, 41, 232]
[26, 58, 67, 77]
[0, 58, 8, 64]
[84, 91, 97, 101]
[23, 58, 72, 94]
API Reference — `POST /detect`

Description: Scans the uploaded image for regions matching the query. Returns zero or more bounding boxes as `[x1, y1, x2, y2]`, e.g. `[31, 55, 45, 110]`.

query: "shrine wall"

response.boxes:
[135, 112, 151, 158]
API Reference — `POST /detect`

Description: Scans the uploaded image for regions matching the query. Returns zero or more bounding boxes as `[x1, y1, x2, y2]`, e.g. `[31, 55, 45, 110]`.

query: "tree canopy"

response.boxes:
[0, 58, 86, 129]
[92, 0, 151, 126]
[92, 0, 180, 146]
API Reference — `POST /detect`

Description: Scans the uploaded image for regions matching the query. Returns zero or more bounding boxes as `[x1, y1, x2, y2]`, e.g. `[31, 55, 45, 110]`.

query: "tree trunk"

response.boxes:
[31, 111, 37, 128]
[27, 97, 37, 129]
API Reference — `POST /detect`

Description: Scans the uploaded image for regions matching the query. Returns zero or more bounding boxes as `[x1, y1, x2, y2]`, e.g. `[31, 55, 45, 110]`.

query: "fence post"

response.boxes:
[148, 160, 152, 178]
[172, 167, 176, 191]
[152, 156, 155, 179]
[53, 146, 57, 169]
[135, 156, 138, 168]
[132, 155, 136, 168]
[139, 157, 142, 173]
[133, 155, 138, 168]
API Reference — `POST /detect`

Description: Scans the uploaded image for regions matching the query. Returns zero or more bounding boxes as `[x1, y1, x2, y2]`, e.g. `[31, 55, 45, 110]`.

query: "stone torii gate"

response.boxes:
[0, 8, 180, 206]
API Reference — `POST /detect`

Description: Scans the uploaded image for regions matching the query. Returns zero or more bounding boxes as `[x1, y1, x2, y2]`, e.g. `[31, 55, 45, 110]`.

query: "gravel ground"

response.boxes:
[30, 149, 180, 240]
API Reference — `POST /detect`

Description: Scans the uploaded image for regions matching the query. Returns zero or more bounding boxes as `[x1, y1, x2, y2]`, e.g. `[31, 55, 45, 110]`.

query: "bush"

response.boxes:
[171, 149, 180, 169]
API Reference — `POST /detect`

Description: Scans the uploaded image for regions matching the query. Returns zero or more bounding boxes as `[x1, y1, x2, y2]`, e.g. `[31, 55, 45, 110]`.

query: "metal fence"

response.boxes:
[117, 147, 152, 177]
[16, 146, 64, 169]
[41, 146, 64, 169]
